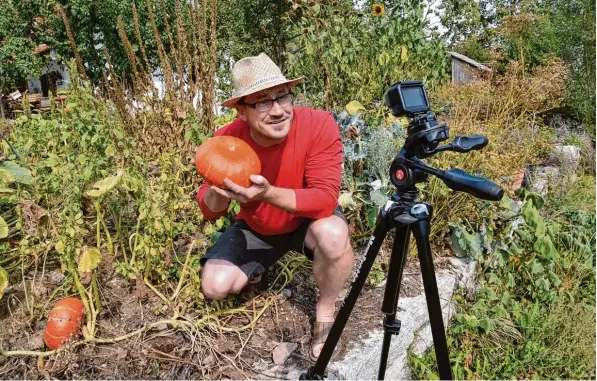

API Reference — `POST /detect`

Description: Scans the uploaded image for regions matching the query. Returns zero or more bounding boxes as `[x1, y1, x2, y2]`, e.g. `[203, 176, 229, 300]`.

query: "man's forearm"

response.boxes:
[204, 188, 229, 213]
[263, 185, 296, 213]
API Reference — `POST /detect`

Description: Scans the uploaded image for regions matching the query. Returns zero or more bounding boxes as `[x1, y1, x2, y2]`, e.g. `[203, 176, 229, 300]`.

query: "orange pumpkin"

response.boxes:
[194, 136, 261, 189]
[44, 297, 85, 350]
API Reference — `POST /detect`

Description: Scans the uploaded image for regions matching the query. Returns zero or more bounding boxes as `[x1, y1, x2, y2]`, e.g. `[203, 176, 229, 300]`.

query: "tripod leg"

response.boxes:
[378, 224, 410, 380]
[305, 212, 391, 379]
[412, 220, 453, 380]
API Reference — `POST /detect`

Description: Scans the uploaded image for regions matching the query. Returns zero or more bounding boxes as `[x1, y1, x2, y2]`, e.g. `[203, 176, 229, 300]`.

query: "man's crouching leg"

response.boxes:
[201, 259, 250, 300]
[305, 214, 355, 359]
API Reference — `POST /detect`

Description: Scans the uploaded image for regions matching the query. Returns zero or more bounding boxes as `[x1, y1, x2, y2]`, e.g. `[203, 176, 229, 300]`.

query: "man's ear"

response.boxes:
[236, 105, 247, 121]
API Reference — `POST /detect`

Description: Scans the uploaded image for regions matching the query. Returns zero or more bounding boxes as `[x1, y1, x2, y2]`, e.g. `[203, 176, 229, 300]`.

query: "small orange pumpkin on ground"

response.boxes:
[44, 297, 85, 350]
[194, 136, 261, 189]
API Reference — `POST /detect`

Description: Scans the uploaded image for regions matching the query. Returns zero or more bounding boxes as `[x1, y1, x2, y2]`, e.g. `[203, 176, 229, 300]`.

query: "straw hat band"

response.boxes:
[234, 75, 289, 97]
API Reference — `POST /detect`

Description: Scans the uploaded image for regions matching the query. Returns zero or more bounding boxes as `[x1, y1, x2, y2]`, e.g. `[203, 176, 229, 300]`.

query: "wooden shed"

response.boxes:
[448, 51, 492, 84]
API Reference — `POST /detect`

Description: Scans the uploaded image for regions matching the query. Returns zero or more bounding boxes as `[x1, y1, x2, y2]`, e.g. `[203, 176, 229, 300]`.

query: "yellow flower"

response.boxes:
[372, 3, 384, 17]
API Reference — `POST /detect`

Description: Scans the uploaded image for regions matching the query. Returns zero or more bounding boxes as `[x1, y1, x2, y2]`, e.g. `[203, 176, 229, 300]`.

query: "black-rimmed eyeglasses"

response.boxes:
[240, 92, 295, 112]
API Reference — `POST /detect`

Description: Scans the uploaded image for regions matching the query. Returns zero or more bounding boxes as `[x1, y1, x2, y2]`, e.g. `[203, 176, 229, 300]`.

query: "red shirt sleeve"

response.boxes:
[293, 113, 342, 219]
[196, 182, 229, 221]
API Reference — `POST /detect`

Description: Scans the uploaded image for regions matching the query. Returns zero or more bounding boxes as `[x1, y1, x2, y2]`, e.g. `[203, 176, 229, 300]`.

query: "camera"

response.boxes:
[384, 80, 448, 159]
[384, 80, 430, 118]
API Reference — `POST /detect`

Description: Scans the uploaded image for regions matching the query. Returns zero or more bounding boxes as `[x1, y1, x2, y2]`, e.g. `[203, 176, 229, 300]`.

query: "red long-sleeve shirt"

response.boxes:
[196, 107, 342, 236]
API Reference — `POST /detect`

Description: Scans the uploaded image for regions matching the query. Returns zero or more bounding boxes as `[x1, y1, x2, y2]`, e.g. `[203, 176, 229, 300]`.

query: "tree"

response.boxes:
[0, 0, 54, 94]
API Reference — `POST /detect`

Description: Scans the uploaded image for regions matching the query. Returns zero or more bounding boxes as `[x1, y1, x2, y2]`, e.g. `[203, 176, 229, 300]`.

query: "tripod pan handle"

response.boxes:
[441, 169, 504, 201]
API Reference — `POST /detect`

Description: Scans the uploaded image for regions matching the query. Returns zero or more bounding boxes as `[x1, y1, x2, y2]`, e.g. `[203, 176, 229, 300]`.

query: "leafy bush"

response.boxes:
[334, 109, 406, 235]
[410, 186, 596, 379]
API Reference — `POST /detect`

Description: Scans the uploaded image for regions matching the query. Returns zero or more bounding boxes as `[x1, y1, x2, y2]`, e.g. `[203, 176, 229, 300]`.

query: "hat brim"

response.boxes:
[221, 77, 304, 108]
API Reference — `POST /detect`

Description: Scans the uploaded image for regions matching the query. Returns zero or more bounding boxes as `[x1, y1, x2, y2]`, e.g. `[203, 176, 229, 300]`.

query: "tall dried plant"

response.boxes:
[145, 0, 176, 107]
[132, 4, 151, 72]
[117, 15, 144, 94]
[55, 4, 87, 80]
[59, 0, 218, 157]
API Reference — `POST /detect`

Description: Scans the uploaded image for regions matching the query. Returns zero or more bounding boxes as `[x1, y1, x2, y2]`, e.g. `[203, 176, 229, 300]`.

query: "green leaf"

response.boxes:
[105, 144, 116, 158]
[509, 241, 524, 255]
[0, 161, 33, 185]
[478, 317, 496, 332]
[305, 43, 313, 55]
[492, 303, 508, 318]
[534, 276, 550, 292]
[522, 200, 546, 236]
[464, 315, 478, 328]
[78, 246, 101, 274]
[487, 273, 501, 285]
[0, 267, 7, 300]
[55, 240, 65, 254]
[529, 259, 544, 274]
[516, 188, 544, 210]
[209, 231, 222, 244]
[377, 52, 391, 66]
[86, 169, 124, 198]
[367, 206, 378, 230]
[215, 217, 224, 229]
[496, 246, 511, 266]
[500, 291, 513, 307]
[533, 234, 558, 260]
[449, 223, 483, 259]
[506, 273, 515, 287]
[370, 189, 387, 207]
[346, 100, 366, 116]
[516, 229, 533, 243]
[548, 270, 561, 287]
[479, 287, 497, 300]
[0, 187, 15, 194]
[0, 216, 8, 239]
[400, 45, 408, 63]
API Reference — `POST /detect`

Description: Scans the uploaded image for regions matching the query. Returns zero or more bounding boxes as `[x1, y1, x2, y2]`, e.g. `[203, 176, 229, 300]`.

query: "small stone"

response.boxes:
[47, 270, 65, 285]
[281, 289, 292, 298]
[272, 342, 297, 365]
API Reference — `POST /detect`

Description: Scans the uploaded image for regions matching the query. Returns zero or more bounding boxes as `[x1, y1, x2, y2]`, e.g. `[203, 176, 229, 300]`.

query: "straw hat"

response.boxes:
[221, 53, 303, 108]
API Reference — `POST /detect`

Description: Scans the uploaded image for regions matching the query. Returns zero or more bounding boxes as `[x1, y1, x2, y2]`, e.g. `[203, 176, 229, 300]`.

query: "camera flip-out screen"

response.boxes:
[402, 86, 427, 109]
[384, 80, 430, 117]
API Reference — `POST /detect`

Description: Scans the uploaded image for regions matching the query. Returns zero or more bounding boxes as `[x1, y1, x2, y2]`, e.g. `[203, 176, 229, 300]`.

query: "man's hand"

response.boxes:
[211, 175, 271, 204]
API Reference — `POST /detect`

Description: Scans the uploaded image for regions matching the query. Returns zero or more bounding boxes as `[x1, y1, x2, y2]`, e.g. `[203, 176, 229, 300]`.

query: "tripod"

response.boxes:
[300, 107, 504, 380]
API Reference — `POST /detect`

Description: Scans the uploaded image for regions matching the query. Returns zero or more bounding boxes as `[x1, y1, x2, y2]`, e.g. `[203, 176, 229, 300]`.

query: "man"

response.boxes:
[194, 53, 354, 361]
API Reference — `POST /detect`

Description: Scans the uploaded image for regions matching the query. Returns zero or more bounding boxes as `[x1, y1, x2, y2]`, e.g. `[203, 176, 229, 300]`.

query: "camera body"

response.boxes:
[384, 80, 449, 159]
[384, 80, 430, 118]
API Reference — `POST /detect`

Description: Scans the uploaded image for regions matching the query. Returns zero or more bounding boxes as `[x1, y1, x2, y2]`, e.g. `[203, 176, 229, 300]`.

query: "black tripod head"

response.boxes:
[384, 80, 504, 202]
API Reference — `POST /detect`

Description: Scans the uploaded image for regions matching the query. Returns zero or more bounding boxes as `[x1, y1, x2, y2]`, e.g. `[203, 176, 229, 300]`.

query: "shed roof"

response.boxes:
[448, 51, 492, 72]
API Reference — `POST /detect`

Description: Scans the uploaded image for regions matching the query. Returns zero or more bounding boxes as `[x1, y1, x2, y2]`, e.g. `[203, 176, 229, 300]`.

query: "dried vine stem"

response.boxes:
[1, 296, 275, 358]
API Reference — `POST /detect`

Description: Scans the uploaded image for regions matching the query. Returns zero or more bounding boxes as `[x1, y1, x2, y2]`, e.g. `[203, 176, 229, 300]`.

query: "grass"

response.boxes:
[548, 174, 596, 213]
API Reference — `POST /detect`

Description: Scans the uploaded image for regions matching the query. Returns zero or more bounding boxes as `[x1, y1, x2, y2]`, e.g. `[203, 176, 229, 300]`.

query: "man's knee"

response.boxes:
[308, 216, 352, 261]
[201, 260, 248, 300]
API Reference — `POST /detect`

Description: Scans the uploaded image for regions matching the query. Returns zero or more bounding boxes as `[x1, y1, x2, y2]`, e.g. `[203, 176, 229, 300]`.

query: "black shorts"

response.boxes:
[199, 206, 348, 281]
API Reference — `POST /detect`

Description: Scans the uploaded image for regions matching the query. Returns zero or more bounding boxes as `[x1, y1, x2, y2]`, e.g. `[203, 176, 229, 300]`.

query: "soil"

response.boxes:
[0, 238, 451, 380]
